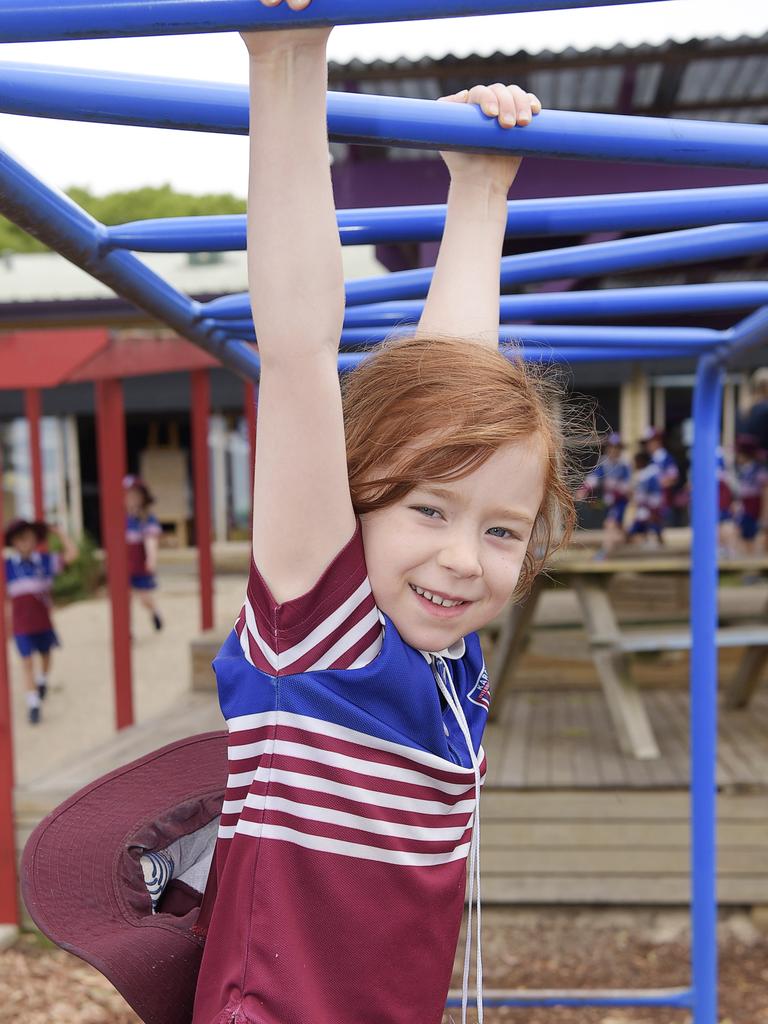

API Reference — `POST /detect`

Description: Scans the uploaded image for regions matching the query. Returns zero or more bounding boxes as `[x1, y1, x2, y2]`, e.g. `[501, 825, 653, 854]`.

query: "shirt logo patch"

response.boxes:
[468, 665, 491, 711]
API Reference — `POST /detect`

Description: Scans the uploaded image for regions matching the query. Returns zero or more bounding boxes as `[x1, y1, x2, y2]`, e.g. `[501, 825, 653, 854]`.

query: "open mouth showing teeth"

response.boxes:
[409, 584, 467, 608]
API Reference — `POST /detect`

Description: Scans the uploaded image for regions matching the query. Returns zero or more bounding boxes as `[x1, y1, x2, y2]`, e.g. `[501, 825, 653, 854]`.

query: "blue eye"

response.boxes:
[487, 526, 521, 540]
[412, 506, 441, 519]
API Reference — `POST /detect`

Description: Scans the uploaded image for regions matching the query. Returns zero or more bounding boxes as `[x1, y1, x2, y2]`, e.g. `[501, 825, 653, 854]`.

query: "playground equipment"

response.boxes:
[0, 2, 766, 1021]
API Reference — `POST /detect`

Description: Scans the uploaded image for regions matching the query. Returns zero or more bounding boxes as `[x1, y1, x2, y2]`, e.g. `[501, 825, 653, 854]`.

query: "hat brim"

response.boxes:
[4, 519, 47, 546]
[21, 731, 227, 1024]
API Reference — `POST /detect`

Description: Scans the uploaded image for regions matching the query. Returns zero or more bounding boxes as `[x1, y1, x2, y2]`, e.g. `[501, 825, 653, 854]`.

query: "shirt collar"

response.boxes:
[376, 609, 466, 663]
[10, 550, 40, 564]
[419, 637, 467, 664]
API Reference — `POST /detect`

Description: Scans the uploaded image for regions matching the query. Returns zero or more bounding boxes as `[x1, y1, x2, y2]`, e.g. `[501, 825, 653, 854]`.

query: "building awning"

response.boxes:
[68, 332, 218, 382]
[0, 327, 110, 389]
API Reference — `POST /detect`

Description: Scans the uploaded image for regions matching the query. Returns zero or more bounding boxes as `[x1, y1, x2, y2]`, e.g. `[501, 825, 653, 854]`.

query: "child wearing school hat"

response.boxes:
[4, 518, 77, 723]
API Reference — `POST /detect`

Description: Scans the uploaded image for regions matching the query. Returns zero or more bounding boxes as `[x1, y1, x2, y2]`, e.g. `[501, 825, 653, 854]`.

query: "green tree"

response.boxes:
[0, 184, 246, 254]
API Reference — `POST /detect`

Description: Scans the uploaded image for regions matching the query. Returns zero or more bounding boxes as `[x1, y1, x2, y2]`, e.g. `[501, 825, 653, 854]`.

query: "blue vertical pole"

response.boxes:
[689, 354, 723, 1024]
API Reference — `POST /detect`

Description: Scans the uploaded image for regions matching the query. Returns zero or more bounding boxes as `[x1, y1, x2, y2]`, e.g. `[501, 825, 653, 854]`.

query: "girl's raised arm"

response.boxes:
[416, 84, 541, 350]
[243, 10, 355, 603]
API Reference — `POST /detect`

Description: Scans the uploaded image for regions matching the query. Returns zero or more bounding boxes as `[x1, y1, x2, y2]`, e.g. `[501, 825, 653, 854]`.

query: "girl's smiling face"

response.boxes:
[12, 528, 37, 558]
[360, 440, 546, 653]
[125, 487, 145, 516]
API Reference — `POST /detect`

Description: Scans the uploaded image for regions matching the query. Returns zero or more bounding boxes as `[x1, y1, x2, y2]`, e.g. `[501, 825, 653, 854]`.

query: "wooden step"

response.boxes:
[616, 625, 768, 654]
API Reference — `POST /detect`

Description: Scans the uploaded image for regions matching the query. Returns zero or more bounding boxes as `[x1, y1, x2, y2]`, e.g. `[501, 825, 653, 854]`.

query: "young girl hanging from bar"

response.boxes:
[192, 4, 576, 1022]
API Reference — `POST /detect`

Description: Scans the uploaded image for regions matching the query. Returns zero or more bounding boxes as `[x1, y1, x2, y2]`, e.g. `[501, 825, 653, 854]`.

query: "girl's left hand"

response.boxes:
[438, 83, 542, 192]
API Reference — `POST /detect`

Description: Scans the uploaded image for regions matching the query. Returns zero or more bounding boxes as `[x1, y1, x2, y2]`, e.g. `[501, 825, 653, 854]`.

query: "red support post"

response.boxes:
[24, 388, 44, 520]
[191, 369, 214, 632]
[94, 378, 134, 731]
[0, 441, 20, 929]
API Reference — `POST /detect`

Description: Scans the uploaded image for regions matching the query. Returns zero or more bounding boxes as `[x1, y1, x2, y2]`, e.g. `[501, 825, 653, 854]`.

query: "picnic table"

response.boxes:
[488, 550, 768, 760]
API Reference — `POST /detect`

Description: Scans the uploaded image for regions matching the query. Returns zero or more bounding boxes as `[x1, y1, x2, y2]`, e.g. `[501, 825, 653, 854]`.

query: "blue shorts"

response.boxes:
[15, 630, 59, 657]
[719, 508, 733, 524]
[131, 574, 157, 591]
[604, 500, 628, 526]
[628, 518, 662, 538]
[739, 513, 759, 541]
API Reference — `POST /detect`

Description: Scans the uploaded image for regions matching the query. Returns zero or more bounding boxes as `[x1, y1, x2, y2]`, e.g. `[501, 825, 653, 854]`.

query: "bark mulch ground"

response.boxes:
[2, 911, 766, 1023]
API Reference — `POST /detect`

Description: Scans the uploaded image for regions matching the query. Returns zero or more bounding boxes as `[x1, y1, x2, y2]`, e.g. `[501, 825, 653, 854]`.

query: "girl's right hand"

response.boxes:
[241, 0, 330, 57]
[438, 83, 541, 193]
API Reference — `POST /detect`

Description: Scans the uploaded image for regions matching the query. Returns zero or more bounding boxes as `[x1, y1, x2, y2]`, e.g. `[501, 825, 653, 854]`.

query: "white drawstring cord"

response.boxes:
[434, 657, 484, 1024]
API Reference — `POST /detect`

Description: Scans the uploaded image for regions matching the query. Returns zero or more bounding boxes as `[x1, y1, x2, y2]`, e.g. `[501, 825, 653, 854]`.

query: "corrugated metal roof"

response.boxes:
[329, 32, 768, 124]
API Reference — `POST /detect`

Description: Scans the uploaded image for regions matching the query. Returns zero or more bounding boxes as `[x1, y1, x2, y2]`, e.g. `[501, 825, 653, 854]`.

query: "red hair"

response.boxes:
[342, 335, 577, 597]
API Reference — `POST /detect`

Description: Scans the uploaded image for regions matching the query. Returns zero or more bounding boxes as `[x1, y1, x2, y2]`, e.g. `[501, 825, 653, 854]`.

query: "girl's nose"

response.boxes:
[436, 535, 483, 578]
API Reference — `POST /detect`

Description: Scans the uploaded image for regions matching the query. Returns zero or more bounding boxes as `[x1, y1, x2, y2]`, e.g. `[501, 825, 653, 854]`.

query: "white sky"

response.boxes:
[0, 0, 765, 197]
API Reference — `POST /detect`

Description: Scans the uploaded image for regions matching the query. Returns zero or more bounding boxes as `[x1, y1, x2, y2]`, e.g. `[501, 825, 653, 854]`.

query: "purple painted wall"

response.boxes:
[331, 156, 768, 209]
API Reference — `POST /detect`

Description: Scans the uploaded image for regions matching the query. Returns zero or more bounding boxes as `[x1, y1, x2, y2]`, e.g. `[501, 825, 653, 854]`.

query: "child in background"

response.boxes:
[627, 450, 664, 547]
[733, 435, 768, 555]
[4, 519, 76, 724]
[124, 475, 163, 631]
[641, 426, 680, 525]
[578, 431, 631, 557]
[716, 446, 739, 559]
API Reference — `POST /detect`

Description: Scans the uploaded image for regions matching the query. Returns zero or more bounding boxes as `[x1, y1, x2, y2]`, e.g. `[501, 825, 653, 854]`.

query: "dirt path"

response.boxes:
[7, 569, 246, 786]
[2, 910, 766, 1023]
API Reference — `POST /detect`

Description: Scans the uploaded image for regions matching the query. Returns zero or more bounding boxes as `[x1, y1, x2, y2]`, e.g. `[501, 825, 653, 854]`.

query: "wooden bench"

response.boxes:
[489, 553, 768, 761]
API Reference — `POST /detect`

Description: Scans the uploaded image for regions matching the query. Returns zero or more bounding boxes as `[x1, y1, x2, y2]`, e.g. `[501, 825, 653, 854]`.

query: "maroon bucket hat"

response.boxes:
[21, 731, 227, 1024]
[4, 518, 49, 547]
[123, 474, 156, 507]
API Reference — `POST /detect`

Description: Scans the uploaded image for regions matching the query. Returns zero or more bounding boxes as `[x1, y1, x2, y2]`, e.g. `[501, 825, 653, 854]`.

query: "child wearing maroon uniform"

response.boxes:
[4, 519, 76, 723]
[190, 8, 573, 1024]
[577, 432, 631, 557]
[734, 436, 768, 554]
[641, 426, 681, 526]
[21, 7, 576, 1022]
[124, 475, 163, 631]
[627, 451, 665, 545]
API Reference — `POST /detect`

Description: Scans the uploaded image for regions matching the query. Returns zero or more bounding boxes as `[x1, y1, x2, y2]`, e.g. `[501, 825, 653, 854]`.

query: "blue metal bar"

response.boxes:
[105, 185, 768, 252]
[222, 339, 709, 362]
[722, 304, 768, 362]
[231, 347, 691, 375]
[0, 0, 680, 43]
[356, 223, 768, 305]
[348, 222, 768, 305]
[201, 222, 768, 317]
[331, 346, 701, 368]
[337, 284, 768, 327]
[216, 322, 722, 352]
[0, 145, 260, 381]
[689, 355, 723, 1024]
[346, 324, 721, 350]
[446, 987, 693, 1008]
[2, 62, 768, 169]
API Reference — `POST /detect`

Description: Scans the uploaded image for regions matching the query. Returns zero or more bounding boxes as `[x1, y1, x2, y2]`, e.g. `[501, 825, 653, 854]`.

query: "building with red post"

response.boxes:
[2, 31, 767, 541]
[0, 247, 382, 543]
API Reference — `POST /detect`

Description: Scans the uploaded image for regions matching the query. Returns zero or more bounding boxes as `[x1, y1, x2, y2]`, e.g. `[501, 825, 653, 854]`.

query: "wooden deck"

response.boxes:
[15, 584, 768, 910]
[480, 786, 768, 905]
[483, 688, 768, 790]
[476, 685, 768, 905]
